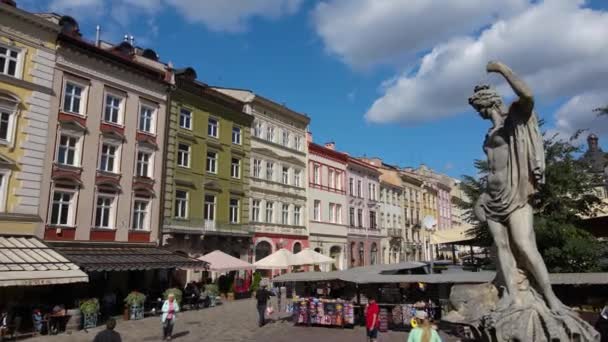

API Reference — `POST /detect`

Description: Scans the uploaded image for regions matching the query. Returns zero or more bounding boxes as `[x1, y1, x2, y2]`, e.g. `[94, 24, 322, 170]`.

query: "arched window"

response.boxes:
[370, 243, 378, 265]
[293, 242, 302, 254]
[255, 241, 272, 262]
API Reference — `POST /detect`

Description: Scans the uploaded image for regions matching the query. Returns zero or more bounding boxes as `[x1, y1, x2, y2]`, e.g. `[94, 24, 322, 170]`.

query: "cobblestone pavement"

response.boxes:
[29, 299, 460, 342]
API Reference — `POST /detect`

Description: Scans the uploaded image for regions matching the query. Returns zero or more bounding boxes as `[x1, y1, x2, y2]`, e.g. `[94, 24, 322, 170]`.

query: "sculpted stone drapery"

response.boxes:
[444, 61, 599, 342]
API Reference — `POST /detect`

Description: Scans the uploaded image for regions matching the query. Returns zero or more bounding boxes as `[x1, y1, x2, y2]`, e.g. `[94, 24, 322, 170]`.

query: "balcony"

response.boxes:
[387, 228, 402, 238]
[163, 218, 251, 236]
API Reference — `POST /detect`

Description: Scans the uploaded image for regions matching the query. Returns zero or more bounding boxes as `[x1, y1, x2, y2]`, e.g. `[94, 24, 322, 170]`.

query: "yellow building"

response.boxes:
[0, 2, 59, 235]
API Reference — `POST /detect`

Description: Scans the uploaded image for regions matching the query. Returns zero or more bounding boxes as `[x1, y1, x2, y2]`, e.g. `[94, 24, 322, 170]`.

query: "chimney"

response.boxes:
[306, 131, 313, 143]
[95, 25, 101, 46]
[325, 142, 335, 150]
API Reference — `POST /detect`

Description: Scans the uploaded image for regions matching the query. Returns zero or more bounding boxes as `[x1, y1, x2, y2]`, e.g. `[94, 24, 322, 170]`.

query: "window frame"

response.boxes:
[265, 201, 274, 223]
[232, 126, 241, 145]
[179, 108, 192, 130]
[313, 200, 321, 221]
[102, 90, 125, 126]
[0, 44, 24, 78]
[253, 159, 262, 178]
[56, 132, 83, 167]
[0, 169, 10, 212]
[252, 199, 261, 222]
[231, 158, 241, 179]
[266, 125, 274, 142]
[293, 206, 301, 226]
[266, 161, 274, 181]
[204, 194, 216, 221]
[98, 140, 121, 174]
[177, 143, 191, 168]
[94, 193, 117, 229]
[174, 190, 189, 219]
[282, 203, 289, 225]
[282, 166, 289, 185]
[229, 198, 239, 224]
[137, 102, 157, 134]
[281, 130, 289, 147]
[208, 117, 219, 138]
[49, 188, 77, 227]
[0, 96, 18, 146]
[135, 149, 153, 178]
[293, 169, 301, 187]
[61, 78, 88, 116]
[131, 198, 150, 231]
[206, 151, 218, 174]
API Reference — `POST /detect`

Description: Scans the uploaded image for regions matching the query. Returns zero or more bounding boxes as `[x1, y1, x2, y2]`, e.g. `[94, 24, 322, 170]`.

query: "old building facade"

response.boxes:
[400, 170, 424, 261]
[0, 2, 59, 235]
[307, 140, 348, 270]
[214, 87, 309, 264]
[162, 71, 254, 276]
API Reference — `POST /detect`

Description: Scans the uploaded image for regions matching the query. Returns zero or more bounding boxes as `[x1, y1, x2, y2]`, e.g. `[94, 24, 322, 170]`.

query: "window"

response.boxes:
[357, 209, 363, 228]
[63, 82, 83, 114]
[282, 204, 289, 225]
[252, 199, 260, 222]
[282, 166, 289, 184]
[95, 195, 115, 228]
[0, 110, 12, 143]
[380, 213, 384, 228]
[335, 172, 342, 190]
[293, 169, 301, 187]
[329, 203, 335, 223]
[174, 190, 188, 219]
[104, 93, 122, 124]
[370, 211, 377, 229]
[282, 130, 289, 146]
[206, 151, 217, 173]
[265, 201, 274, 223]
[138, 104, 155, 133]
[294, 135, 302, 151]
[349, 208, 355, 226]
[368, 184, 372, 200]
[294, 206, 301, 226]
[266, 125, 274, 142]
[132, 200, 149, 230]
[357, 180, 362, 197]
[99, 143, 119, 173]
[57, 134, 79, 166]
[232, 126, 241, 144]
[266, 161, 274, 181]
[0, 171, 8, 212]
[253, 159, 262, 178]
[313, 200, 321, 221]
[229, 199, 239, 223]
[336, 204, 342, 224]
[329, 169, 335, 188]
[179, 108, 192, 129]
[0, 46, 20, 77]
[208, 117, 218, 138]
[204, 195, 215, 221]
[254, 121, 263, 138]
[349, 178, 354, 195]
[136, 151, 152, 177]
[231, 158, 240, 178]
[177, 143, 190, 168]
[50, 190, 74, 226]
[313, 164, 320, 184]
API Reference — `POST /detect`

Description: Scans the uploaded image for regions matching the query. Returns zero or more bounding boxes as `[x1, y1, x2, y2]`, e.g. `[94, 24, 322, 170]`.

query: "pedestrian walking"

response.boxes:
[365, 296, 380, 342]
[161, 293, 180, 341]
[407, 310, 442, 342]
[255, 280, 272, 327]
[92, 318, 121, 342]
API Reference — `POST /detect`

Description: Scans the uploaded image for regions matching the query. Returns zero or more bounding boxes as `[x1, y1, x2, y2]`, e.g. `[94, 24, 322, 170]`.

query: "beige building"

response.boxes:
[400, 170, 424, 261]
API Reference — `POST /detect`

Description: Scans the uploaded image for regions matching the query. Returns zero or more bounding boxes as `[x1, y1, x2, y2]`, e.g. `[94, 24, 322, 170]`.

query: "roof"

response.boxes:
[0, 235, 88, 287]
[54, 244, 207, 272]
[348, 157, 380, 174]
[309, 142, 349, 164]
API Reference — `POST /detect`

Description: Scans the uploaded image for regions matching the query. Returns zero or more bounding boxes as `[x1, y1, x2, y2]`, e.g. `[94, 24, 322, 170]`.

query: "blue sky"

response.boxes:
[21, 0, 608, 178]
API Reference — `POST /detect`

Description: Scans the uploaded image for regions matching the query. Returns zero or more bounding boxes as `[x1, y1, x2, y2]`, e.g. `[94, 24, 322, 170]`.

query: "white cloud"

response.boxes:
[552, 90, 608, 141]
[312, 0, 530, 68]
[363, 0, 608, 124]
[165, 0, 303, 32]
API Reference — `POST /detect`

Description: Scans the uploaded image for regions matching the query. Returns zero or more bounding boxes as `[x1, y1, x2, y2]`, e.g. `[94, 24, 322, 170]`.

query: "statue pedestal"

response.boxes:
[443, 283, 600, 342]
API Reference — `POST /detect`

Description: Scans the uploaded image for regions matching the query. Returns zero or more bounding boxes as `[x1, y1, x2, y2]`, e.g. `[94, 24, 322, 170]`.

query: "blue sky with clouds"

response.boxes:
[21, 0, 608, 178]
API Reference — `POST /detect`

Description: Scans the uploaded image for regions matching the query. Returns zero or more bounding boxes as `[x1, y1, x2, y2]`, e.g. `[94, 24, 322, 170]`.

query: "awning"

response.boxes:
[431, 226, 474, 244]
[198, 250, 255, 272]
[0, 235, 88, 287]
[54, 244, 208, 272]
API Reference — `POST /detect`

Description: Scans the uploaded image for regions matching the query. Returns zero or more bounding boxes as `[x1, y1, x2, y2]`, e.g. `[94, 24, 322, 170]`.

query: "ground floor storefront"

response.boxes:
[308, 235, 347, 271]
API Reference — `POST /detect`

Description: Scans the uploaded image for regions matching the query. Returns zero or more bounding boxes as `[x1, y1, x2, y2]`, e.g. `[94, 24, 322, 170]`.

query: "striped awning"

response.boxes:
[0, 235, 88, 287]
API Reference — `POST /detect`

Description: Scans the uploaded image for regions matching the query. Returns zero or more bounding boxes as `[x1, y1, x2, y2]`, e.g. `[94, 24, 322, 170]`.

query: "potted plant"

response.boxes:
[163, 288, 183, 304]
[250, 272, 262, 293]
[79, 298, 99, 329]
[124, 291, 146, 320]
[204, 284, 219, 307]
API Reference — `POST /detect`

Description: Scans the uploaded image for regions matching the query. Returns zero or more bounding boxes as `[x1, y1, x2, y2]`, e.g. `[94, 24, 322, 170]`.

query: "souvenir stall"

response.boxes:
[292, 297, 355, 327]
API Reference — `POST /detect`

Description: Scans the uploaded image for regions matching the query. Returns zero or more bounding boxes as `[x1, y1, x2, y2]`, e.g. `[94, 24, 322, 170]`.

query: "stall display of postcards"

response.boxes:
[293, 298, 355, 327]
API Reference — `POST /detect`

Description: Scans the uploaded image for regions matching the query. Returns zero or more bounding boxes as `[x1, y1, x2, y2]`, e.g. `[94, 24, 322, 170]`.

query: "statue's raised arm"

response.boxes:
[486, 61, 534, 120]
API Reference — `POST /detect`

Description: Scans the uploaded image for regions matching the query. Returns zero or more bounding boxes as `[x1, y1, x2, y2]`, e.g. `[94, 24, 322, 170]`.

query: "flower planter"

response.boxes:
[129, 305, 144, 320]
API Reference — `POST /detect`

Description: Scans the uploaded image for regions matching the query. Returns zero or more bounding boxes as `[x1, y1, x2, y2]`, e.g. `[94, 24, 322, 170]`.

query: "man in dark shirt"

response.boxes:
[255, 282, 272, 327]
[93, 318, 121, 342]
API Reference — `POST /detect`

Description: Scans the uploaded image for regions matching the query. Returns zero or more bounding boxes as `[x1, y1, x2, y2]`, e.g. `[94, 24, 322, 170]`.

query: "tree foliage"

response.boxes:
[458, 131, 605, 272]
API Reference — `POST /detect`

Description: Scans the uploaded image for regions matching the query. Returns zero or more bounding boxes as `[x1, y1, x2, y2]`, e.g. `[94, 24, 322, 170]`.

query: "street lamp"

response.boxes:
[422, 215, 437, 274]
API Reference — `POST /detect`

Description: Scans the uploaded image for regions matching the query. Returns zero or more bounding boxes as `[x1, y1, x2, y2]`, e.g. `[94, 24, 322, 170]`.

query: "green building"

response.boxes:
[162, 68, 253, 278]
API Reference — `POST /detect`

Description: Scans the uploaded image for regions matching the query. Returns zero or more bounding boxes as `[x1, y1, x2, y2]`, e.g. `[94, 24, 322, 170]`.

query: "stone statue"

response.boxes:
[443, 61, 600, 342]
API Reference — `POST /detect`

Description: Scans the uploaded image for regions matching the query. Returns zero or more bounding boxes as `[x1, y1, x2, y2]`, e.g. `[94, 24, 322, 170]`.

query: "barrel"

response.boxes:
[65, 309, 81, 332]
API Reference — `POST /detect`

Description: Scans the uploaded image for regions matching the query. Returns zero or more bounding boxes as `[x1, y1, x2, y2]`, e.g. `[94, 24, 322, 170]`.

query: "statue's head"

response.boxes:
[469, 84, 503, 120]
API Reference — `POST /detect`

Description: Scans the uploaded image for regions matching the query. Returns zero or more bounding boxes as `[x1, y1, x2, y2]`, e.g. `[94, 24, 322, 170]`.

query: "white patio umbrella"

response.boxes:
[291, 248, 335, 266]
[253, 248, 295, 269]
[198, 250, 255, 272]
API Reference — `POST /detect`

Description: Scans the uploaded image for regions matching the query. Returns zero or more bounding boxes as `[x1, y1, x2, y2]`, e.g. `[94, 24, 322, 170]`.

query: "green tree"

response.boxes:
[458, 131, 605, 272]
